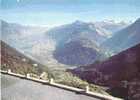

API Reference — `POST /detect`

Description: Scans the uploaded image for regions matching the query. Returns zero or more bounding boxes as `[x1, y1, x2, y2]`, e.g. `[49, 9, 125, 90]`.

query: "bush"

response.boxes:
[55, 72, 88, 89]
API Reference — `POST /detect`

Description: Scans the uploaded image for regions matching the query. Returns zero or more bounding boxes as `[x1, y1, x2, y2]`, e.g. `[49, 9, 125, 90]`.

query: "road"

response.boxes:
[1, 74, 101, 100]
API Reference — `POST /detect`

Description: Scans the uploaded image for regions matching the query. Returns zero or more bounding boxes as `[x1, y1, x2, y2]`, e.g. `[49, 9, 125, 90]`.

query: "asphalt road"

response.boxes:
[1, 74, 101, 100]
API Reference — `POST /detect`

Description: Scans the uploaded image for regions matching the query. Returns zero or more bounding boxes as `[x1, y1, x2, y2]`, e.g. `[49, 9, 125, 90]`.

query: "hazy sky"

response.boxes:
[1, 0, 140, 27]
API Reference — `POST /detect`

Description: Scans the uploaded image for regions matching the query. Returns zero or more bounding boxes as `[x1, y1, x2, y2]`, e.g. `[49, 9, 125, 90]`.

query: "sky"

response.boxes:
[0, 0, 140, 27]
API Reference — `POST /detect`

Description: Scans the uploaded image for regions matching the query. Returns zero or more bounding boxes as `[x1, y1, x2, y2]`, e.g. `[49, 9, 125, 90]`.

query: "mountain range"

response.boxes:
[46, 20, 128, 66]
[94, 20, 128, 34]
[102, 18, 140, 53]
[1, 19, 130, 67]
[1, 20, 48, 52]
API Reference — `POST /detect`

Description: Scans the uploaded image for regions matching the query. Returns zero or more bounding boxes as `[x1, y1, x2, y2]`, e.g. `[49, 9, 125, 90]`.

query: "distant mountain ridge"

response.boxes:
[1, 19, 129, 67]
[1, 20, 48, 51]
[46, 20, 128, 66]
[102, 18, 140, 53]
[95, 20, 128, 34]
[46, 20, 119, 46]
[46, 20, 107, 66]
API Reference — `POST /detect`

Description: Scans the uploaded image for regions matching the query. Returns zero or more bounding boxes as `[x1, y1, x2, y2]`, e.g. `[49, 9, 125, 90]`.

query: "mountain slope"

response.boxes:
[1, 20, 54, 65]
[46, 20, 109, 46]
[46, 21, 110, 66]
[1, 20, 48, 52]
[53, 39, 102, 66]
[102, 18, 140, 53]
[71, 43, 140, 99]
[1, 40, 44, 74]
[95, 20, 128, 34]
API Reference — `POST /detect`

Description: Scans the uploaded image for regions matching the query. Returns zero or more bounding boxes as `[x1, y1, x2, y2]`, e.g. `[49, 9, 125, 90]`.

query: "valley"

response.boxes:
[1, 18, 140, 100]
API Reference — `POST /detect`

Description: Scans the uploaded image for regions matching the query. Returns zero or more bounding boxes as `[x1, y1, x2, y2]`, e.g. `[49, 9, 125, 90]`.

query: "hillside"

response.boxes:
[53, 40, 103, 66]
[71, 43, 140, 99]
[0, 40, 44, 75]
[102, 18, 140, 53]
[1, 20, 58, 66]
[46, 20, 110, 66]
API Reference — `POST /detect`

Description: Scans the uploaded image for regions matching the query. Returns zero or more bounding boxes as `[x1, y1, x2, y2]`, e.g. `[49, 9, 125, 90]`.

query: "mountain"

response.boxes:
[1, 20, 55, 65]
[46, 20, 110, 46]
[95, 20, 128, 34]
[46, 20, 124, 66]
[0, 20, 75, 68]
[102, 18, 140, 53]
[1, 19, 128, 67]
[1, 40, 44, 74]
[53, 39, 103, 66]
[1, 20, 48, 52]
[46, 20, 128, 46]
[46, 20, 110, 66]
[71, 43, 140, 99]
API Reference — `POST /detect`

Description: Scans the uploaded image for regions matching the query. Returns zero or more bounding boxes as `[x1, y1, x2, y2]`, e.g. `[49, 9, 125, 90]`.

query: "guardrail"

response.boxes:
[1, 69, 123, 100]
